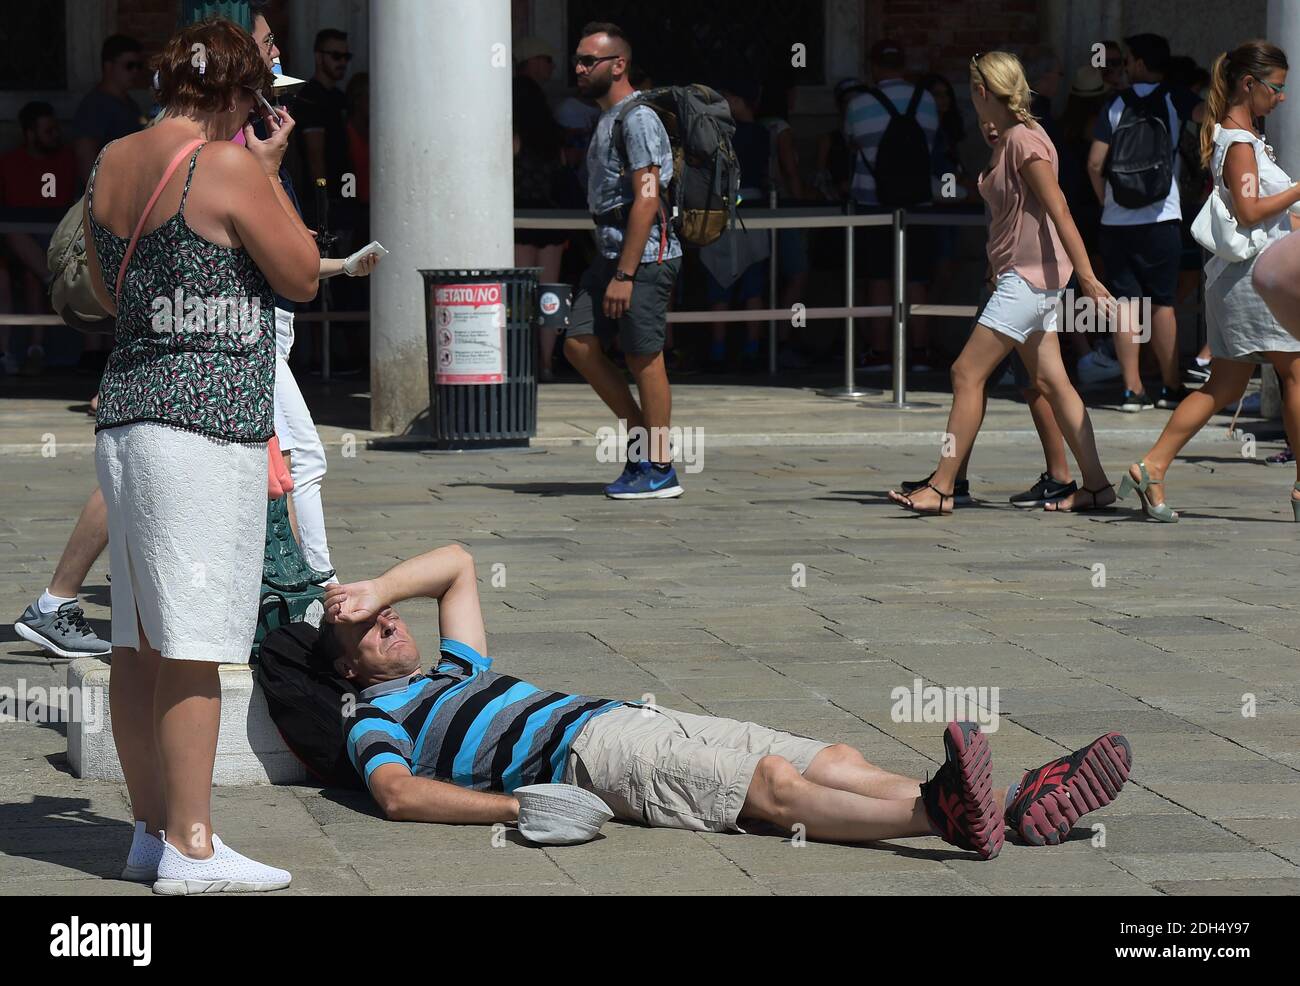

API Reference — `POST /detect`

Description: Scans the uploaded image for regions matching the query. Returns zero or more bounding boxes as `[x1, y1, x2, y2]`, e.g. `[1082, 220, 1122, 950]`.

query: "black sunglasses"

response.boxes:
[319, 50, 353, 62]
[571, 53, 619, 70]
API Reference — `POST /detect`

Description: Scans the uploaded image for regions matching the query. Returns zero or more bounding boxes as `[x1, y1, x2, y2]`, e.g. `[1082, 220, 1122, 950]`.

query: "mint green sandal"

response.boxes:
[1292, 483, 1300, 523]
[1116, 462, 1178, 523]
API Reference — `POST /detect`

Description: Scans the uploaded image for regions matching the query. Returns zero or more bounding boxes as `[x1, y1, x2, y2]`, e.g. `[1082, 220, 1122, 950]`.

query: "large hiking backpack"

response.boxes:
[610, 85, 740, 248]
[856, 85, 933, 208]
[1104, 85, 1175, 209]
[251, 495, 334, 661]
[256, 620, 363, 789]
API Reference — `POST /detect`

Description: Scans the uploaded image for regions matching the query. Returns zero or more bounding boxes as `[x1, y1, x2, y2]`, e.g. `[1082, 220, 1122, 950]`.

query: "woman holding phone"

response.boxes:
[84, 18, 319, 893]
[888, 51, 1115, 515]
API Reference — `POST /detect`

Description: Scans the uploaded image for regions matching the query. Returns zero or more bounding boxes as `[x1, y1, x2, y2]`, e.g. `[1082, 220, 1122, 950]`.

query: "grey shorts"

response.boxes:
[563, 704, 830, 833]
[567, 255, 682, 356]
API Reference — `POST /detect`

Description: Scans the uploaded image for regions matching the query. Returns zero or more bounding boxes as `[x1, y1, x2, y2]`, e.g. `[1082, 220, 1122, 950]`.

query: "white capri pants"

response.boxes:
[273, 307, 336, 580]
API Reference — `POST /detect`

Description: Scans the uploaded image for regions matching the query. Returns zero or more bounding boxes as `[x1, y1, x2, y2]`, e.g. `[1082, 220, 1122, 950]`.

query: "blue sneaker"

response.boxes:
[603, 460, 642, 495]
[604, 461, 684, 499]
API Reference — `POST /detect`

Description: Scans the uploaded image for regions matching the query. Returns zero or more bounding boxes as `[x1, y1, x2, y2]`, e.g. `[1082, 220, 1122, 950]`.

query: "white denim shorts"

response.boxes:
[977, 271, 1064, 344]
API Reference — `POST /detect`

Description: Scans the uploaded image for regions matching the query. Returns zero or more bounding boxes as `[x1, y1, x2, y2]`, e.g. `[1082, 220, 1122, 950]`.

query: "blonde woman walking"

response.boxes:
[889, 52, 1115, 515]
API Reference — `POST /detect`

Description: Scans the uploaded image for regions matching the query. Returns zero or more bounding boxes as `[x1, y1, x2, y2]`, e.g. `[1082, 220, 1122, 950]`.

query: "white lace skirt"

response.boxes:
[95, 422, 267, 663]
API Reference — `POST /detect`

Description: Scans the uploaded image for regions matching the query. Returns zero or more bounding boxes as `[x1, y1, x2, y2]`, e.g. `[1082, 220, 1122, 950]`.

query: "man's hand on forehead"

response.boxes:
[322, 578, 389, 625]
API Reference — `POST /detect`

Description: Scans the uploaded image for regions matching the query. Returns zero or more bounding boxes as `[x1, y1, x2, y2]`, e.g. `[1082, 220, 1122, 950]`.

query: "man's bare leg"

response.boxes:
[563, 335, 645, 430]
[803, 743, 1007, 810]
[48, 487, 109, 599]
[1022, 387, 1072, 483]
[626, 351, 671, 463]
[740, 754, 934, 842]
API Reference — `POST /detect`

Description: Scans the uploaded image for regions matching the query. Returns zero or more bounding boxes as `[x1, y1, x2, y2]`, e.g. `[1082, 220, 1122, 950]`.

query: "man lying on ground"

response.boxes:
[317, 545, 1132, 857]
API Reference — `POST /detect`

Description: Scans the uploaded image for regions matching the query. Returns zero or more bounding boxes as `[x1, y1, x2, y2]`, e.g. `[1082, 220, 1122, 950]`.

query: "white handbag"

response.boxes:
[1191, 129, 1272, 262]
[1191, 184, 1270, 262]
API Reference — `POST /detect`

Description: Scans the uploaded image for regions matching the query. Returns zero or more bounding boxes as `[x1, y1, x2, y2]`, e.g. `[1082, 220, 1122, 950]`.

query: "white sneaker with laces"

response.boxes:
[153, 833, 291, 895]
[121, 820, 165, 882]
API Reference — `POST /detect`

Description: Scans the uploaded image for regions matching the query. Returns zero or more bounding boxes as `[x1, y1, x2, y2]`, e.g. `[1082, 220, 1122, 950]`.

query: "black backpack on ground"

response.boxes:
[608, 85, 741, 248]
[856, 85, 933, 208]
[256, 621, 363, 789]
[1104, 85, 1175, 209]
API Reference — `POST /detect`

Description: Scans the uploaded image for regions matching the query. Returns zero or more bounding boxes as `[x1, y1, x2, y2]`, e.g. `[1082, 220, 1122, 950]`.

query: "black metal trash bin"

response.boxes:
[420, 267, 539, 449]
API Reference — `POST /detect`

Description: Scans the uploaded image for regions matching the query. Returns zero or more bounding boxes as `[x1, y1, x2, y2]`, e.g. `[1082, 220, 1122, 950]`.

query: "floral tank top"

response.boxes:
[87, 140, 275, 444]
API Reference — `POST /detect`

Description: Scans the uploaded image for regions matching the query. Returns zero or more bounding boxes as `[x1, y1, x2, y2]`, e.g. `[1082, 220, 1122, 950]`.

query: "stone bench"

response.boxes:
[67, 658, 310, 786]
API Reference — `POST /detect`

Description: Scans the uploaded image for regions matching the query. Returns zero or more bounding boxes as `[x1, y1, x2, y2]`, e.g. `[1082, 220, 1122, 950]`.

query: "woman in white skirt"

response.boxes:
[1121, 41, 1300, 522]
[83, 19, 320, 892]
[888, 52, 1116, 515]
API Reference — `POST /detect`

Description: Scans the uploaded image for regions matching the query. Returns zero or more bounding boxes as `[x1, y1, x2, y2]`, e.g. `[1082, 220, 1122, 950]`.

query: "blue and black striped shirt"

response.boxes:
[345, 639, 626, 794]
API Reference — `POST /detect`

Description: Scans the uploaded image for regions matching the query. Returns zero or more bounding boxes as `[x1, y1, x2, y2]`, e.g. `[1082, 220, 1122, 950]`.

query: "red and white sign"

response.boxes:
[432, 282, 507, 384]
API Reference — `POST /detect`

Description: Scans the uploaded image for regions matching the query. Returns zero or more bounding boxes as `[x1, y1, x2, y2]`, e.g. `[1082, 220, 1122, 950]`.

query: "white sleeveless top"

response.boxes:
[1205, 124, 1296, 286]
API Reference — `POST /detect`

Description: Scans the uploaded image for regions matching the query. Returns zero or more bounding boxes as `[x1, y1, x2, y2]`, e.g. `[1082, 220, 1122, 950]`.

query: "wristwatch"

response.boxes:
[612, 268, 635, 282]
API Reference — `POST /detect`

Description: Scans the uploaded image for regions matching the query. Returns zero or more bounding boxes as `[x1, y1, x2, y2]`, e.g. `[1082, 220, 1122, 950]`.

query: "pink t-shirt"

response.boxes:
[978, 121, 1072, 290]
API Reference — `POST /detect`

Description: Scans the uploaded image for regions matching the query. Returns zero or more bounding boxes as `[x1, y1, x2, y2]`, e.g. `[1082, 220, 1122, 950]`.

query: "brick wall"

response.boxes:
[866, 0, 1043, 84]
[114, 0, 180, 55]
[114, 0, 292, 55]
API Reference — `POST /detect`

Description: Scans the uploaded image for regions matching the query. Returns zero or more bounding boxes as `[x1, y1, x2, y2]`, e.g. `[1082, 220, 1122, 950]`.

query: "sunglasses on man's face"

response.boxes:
[320, 50, 353, 62]
[123, 60, 143, 71]
[572, 53, 618, 70]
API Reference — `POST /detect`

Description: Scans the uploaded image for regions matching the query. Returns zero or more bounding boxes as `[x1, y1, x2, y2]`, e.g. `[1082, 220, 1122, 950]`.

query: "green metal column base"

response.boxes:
[250, 496, 336, 661]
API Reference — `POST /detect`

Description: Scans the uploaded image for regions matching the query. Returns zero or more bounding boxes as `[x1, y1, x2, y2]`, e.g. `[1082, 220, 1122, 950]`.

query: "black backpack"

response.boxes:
[856, 85, 933, 208]
[251, 495, 334, 661]
[610, 85, 741, 248]
[1104, 85, 1175, 209]
[256, 621, 364, 789]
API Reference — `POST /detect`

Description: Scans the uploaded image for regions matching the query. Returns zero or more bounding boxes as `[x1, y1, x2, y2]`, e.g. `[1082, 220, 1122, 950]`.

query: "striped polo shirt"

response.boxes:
[345, 638, 626, 794]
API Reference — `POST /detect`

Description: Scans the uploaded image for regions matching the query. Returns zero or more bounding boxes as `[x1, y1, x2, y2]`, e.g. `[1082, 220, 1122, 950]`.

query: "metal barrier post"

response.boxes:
[876, 208, 919, 409]
[768, 187, 778, 376]
[817, 200, 875, 399]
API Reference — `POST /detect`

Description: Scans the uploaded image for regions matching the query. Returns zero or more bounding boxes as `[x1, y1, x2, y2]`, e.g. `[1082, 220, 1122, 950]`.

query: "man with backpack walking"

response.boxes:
[1087, 34, 1203, 411]
[844, 40, 940, 373]
[565, 22, 686, 499]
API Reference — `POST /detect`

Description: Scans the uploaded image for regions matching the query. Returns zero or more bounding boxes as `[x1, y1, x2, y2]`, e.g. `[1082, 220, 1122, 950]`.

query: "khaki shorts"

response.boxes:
[564, 705, 830, 833]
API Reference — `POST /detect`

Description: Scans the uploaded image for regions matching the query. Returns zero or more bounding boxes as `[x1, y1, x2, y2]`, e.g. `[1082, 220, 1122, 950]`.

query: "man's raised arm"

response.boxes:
[323, 544, 486, 654]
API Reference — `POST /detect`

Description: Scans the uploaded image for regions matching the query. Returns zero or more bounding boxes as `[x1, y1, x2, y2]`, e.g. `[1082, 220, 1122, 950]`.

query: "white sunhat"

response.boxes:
[514, 783, 614, 845]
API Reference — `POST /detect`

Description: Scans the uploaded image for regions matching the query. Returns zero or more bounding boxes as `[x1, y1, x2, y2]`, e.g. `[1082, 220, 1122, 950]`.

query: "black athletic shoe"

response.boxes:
[1009, 472, 1077, 508]
[1120, 389, 1153, 412]
[900, 472, 972, 505]
[1156, 385, 1192, 409]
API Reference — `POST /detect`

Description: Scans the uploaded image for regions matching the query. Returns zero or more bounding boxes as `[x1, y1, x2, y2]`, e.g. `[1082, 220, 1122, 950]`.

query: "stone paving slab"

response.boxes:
[1, 379, 1297, 895]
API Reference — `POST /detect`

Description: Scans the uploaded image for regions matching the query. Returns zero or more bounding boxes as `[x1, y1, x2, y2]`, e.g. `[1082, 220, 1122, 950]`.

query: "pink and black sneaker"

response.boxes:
[920, 721, 1003, 859]
[1005, 732, 1132, 846]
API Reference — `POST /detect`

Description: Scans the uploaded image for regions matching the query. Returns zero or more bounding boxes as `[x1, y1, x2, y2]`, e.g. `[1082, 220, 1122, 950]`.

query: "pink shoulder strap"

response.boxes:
[115, 138, 206, 302]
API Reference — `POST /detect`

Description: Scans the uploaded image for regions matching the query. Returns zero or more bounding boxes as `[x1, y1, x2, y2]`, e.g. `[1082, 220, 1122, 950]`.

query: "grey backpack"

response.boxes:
[611, 85, 741, 248]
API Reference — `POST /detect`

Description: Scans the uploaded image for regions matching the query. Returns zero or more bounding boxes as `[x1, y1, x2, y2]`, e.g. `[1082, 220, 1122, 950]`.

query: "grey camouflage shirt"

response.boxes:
[585, 91, 682, 264]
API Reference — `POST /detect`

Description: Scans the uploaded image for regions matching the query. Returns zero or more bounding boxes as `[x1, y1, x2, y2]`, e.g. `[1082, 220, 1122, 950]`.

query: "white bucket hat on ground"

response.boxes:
[515, 784, 614, 845]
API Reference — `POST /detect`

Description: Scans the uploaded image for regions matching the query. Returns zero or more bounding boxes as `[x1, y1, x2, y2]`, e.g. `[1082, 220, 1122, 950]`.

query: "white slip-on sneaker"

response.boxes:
[152, 833, 291, 895]
[120, 820, 165, 882]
